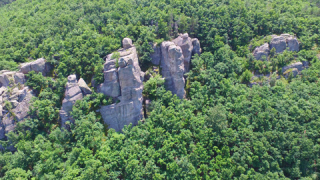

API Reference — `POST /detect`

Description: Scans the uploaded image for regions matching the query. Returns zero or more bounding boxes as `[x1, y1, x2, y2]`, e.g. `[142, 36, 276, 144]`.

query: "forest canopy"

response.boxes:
[0, 0, 320, 179]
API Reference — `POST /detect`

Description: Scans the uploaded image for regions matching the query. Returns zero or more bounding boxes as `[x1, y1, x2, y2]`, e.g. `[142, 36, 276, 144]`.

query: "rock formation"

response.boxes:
[160, 41, 185, 99]
[253, 43, 269, 61]
[150, 33, 201, 98]
[0, 70, 34, 142]
[99, 38, 144, 132]
[253, 34, 299, 60]
[60, 75, 86, 129]
[20, 58, 53, 76]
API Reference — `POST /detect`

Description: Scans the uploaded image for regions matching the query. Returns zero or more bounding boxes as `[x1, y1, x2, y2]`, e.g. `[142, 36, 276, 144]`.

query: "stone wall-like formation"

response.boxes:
[150, 33, 201, 99]
[98, 38, 144, 132]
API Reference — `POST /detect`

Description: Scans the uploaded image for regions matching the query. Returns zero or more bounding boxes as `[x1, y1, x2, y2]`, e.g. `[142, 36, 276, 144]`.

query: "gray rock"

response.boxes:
[98, 69, 121, 97]
[284, 68, 299, 78]
[78, 78, 92, 95]
[270, 34, 299, 54]
[192, 38, 201, 55]
[0, 71, 26, 88]
[161, 41, 185, 99]
[99, 39, 144, 132]
[253, 43, 270, 60]
[19, 58, 53, 76]
[60, 75, 83, 128]
[172, 33, 193, 73]
[150, 43, 161, 66]
[122, 38, 133, 49]
[100, 101, 143, 132]
[14, 73, 25, 85]
[0, 105, 2, 118]
[302, 61, 309, 67]
[118, 58, 127, 68]
[282, 62, 303, 73]
[270, 35, 287, 53]
[0, 87, 34, 140]
[287, 37, 299, 52]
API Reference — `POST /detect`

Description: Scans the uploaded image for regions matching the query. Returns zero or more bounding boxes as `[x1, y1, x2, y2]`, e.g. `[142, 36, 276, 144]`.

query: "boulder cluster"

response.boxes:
[150, 33, 201, 98]
[0, 58, 53, 143]
[253, 34, 299, 61]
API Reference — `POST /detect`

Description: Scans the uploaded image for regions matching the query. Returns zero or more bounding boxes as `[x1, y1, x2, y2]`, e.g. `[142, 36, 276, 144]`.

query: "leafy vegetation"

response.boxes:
[1, 0, 320, 179]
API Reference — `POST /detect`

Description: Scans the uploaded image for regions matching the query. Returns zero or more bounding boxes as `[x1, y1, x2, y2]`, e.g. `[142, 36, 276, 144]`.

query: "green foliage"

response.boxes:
[1, 0, 320, 179]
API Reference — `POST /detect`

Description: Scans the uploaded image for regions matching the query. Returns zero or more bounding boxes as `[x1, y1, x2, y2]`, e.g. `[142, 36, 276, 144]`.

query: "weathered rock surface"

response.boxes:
[19, 58, 53, 76]
[270, 34, 299, 53]
[282, 62, 304, 73]
[0, 71, 26, 87]
[0, 72, 34, 142]
[60, 75, 83, 129]
[253, 34, 299, 60]
[99, 38, 144, 132]
[161, 41, 185, 99]
[78, 78, 92, 95]
[150, 43, 161, 66]
[150, 33, 201, 98]
[253, 43, 269, 61]
[122, 38, 133, 49]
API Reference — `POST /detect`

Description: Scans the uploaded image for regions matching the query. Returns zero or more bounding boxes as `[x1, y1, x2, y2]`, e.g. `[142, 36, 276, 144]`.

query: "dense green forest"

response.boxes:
[1, 0, 320, 179]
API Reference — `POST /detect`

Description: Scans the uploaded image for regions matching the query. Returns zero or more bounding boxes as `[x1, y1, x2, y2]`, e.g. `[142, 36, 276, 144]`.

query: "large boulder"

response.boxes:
[270, 34, 299, 53]
[60, 75, 83, 129]
[253, 43, 270, 61]
[161, 41, 185, 99]
[19, 58, 53, 76]
[78, 78, 92, 95]
[99, 38, 144, 132]
[122, 38, 133, 49]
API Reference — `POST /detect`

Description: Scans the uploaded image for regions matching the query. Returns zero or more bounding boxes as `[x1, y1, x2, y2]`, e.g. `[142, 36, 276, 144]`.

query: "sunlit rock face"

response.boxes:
[99, 38, 144, 132]
[150, 33, 201, 99]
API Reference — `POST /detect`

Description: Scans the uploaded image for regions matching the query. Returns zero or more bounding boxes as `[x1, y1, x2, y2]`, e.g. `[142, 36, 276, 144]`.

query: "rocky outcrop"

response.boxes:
[160, 41, 185, 99]
[150, 33, 201, 98]
[282, 62, 304, 73]
[78, 78, 92, 95]
[59, 75, 83, 129]
[253, 34, 299, 60]
[19, 58, 53, 76]
[0, 70, 34, 141]
[99, 38, 144, 132]
[0, 71, 25, 87]
[150, 43, 161, 66]
[253, 43, 269, 61]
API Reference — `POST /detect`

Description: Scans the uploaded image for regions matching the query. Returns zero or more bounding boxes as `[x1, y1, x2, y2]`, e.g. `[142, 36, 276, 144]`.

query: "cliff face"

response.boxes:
[98, 38, 144, 132]
[151, 33, 201, 99]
